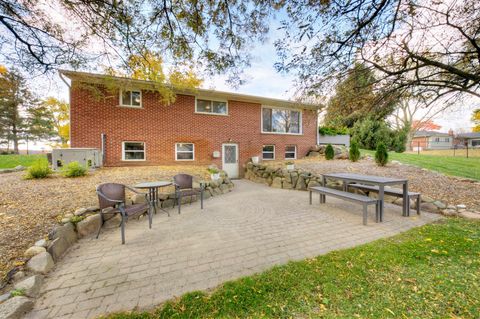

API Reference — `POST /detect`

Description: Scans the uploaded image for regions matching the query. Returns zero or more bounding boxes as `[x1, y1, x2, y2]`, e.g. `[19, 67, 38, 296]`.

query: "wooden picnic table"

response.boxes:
[321, 173, 409, 222]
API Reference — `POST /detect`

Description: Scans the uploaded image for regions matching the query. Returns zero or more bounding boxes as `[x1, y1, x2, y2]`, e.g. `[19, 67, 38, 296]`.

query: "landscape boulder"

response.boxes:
[24, 246, 46, 259]
[74, 208, 88, 216]
[103, 214, 122, 229]
[14, 275, 43, 298]
[433, 201, 447, 209]
[420, 202, 439, 213]
[47, 237, 70, 261]
[459, 211, 480, 220]
[76, 214, 102, 238]
[270, 177, 283, 188]
[51, 222, 77, 246]
[12, 271, 25, 282]
[26, 252, 54, 274]
[219, 183, 230, 193]
[0, 296, 34, 319]
[131, 194, 147, 204]
[34, 239, 48, 248]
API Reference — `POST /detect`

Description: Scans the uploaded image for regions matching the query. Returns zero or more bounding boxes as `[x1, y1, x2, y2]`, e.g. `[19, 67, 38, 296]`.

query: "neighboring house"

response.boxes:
[455, 132, 480, 148]
[60, 70, 319, 178]
[411, 130, 453, 150]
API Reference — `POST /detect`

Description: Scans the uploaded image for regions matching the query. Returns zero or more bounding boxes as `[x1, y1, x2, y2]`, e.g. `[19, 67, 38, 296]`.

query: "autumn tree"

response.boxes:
[41, 97, 70, 147]
[473, 109, 480, 132]
[104, 51, 203, 104]
[0, 68, 54, 153]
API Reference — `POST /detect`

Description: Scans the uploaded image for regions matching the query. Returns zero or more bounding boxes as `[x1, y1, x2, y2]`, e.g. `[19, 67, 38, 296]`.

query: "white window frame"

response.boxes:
[285, 145, 297, 160]
[175, 143, 195, 161]
[262, 145, 275, 160]
[122, 141, 146, 161]
[119, 89, 143, 108]
[195, 97, 228, 116]
[261, 105, 303, 135]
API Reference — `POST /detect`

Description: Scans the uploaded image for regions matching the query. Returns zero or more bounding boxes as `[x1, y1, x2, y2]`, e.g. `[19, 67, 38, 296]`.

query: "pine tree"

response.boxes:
[375, 142, 388, 166]
[349, 140, 360, 162]
[325, 144, 335, 160]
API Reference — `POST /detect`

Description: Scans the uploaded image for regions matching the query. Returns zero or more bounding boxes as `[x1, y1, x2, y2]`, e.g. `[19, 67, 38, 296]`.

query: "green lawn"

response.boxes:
[362, 149, 480, 180]
[0, 154, 47, 169]
[105, 218, 480, 319]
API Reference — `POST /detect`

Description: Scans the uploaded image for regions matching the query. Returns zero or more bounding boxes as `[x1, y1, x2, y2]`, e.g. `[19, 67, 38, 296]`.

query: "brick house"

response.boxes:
[60, 71, 319, 178]
[410, 130, 453, 150]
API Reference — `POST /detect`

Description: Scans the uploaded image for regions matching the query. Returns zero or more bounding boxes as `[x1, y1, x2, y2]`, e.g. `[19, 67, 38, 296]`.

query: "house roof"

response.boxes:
[59, 70, 321, 111]
[414, 130, 451, 138]
[456, 132, 480, 139]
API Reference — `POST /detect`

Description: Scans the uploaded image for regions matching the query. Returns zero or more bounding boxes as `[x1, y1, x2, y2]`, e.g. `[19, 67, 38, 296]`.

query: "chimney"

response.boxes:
[448, 129, 454, 136]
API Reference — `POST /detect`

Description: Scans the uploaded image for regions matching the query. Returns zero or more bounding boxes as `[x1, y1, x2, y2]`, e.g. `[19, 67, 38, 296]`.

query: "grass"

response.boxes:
[0, 154, 47, 169]
[362, 149, 480, 180]
[104, 218, 480, 319]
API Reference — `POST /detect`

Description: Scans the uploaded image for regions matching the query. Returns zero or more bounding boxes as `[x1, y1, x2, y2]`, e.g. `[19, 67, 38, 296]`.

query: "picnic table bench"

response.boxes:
[348, 184, 421, 215]
[309, 186, 379, 225]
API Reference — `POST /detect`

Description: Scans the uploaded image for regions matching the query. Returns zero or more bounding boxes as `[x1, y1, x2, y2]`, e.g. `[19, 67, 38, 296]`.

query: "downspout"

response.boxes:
[101, 133, 106, 166]
[316, 105, 320, 145]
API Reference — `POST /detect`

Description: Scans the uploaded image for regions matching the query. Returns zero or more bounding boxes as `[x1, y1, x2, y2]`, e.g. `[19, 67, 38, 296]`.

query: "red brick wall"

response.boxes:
[70, 82, 318, 175]
[411, 137, 428, 149]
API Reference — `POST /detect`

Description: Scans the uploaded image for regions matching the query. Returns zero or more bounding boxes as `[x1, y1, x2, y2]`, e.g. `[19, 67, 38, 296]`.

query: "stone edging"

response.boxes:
[244, 163, 480, 219]
[0, 177, 234, 318]
[0, 165, 26, 174]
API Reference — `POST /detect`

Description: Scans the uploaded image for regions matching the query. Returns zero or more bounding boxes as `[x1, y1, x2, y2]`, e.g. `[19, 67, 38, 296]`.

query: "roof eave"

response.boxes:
[59, 70, 322, 111]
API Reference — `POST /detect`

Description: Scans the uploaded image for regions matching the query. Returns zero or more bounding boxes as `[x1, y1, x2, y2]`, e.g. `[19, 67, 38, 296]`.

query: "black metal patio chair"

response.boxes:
[96, 183, 152, 244]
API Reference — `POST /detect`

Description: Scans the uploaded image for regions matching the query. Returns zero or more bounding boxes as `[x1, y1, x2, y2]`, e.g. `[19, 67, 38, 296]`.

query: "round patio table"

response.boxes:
[134, 181, 172, 216]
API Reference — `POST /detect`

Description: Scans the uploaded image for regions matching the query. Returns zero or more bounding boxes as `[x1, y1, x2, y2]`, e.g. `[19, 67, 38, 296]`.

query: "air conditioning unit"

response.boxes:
[51, 148, 102, 170]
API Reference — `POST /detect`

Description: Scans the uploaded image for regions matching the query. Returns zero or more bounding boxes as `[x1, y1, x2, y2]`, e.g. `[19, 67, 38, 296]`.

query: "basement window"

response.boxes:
[262, 145, 275, 160]
[176, 143, 195, 161]
[285, 145, 297, 159]
[122, 142, 145, 161]
[120, 90, 142, 108]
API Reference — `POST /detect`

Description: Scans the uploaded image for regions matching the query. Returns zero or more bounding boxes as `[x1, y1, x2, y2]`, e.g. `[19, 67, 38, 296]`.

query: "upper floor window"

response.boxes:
[445, 137, 450, 142]
[434, 137, 440, 142]
[120, 90, 142, 108]
[262, 107, 301, 134]
[195, 98, 228, 115]
[122, 142, 145, 161]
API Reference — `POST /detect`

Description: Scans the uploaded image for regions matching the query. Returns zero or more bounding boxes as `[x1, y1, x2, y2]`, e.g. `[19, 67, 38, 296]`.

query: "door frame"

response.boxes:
[222, 143, 239, 179]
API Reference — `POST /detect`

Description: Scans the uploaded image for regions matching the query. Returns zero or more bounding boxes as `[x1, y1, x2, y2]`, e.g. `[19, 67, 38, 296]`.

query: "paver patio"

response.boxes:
[26, 180, 441, 319]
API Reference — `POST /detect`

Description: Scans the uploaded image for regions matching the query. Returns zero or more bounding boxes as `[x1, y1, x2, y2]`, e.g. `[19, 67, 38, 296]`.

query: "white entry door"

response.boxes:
[222, 143, 239, 178]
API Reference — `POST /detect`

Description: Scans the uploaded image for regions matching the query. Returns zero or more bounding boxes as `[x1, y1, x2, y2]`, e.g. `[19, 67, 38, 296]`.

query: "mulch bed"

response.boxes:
[294, 158, 480, 210]
[0, 166, 209, 282]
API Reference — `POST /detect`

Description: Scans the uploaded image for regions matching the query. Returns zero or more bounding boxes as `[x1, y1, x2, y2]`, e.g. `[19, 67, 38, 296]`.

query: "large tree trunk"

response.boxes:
[12, 125, 19, 154]
[406, 130, 415, 151]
